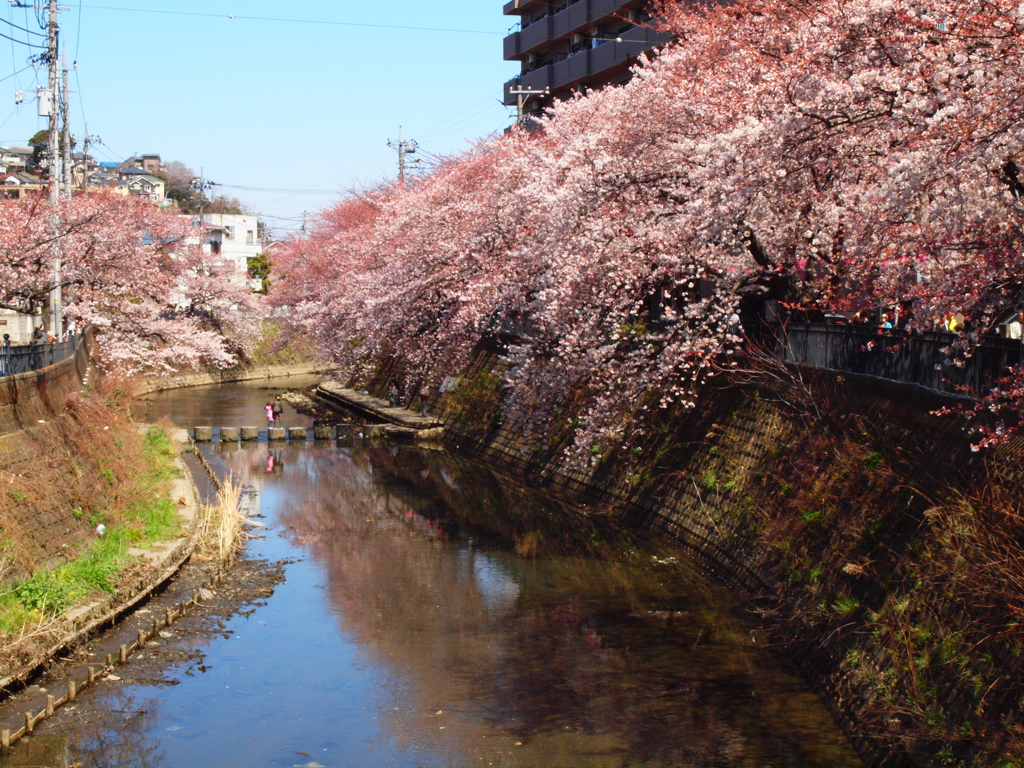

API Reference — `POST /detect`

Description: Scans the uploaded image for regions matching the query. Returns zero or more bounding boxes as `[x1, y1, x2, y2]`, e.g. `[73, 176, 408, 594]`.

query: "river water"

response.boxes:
[1, 379, 862, 767]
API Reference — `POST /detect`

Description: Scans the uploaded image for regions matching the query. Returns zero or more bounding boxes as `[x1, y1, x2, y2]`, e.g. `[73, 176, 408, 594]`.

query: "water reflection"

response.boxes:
[244, 441, 860, 767]
[3, 379, 861, 768]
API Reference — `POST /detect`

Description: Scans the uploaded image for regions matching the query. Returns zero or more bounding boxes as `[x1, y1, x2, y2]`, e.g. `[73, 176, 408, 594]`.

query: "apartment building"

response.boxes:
[502, 0, 673, 116]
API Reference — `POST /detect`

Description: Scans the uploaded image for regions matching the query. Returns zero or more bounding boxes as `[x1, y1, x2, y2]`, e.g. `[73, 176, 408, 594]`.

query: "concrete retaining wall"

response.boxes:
[134, 362, 333, 395]
[0, 329, 92, 437]
[414, 360, 1011, 767]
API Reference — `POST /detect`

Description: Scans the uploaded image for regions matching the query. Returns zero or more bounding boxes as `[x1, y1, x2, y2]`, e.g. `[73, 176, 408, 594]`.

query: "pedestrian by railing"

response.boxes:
[0, 332, 82, 377]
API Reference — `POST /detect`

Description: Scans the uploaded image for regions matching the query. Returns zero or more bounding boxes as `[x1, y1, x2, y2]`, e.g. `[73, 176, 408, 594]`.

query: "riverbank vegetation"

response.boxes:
[750, 422, 1024, 764]
[0, 383, 182, 673]
[193, 476, 245, 562]
[246, 319, 319, 368]
[274, 0, 1024, 458]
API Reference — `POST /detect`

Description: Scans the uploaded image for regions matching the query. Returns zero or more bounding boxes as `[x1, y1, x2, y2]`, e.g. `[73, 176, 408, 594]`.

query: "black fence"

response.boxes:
[1, 333, 82, 376]
[775, 323, 1023, 397]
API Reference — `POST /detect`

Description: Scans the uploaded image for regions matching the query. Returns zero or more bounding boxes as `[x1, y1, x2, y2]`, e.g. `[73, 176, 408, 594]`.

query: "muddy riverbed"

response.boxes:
[0, 379, 863, 767]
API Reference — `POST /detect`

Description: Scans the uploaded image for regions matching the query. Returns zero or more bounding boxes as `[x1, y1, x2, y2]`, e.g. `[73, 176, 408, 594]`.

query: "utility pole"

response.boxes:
[508, 85, 550, 127]
[46, 0, 62, 339]
[192, 168, 215, 220]
[386, 127, 418, 187]
[81, 133, 101, 191]
[61, 43, 72, 197]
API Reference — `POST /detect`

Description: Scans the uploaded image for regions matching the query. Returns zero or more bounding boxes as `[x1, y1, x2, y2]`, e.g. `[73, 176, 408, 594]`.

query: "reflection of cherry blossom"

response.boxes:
[276, 0, 1024, 452]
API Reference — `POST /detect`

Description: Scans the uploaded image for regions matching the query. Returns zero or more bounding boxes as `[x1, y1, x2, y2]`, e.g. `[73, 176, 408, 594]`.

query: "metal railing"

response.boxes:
[774, 323, 1023, 397]
[0, 332, 82, 377]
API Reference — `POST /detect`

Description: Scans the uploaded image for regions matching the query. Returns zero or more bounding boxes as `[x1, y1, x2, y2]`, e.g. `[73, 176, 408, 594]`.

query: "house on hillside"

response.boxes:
[118, 154, 161, 175]
[71, 152, 100, 186]
[0, 147, 33, 173]
[0, 172, 42, 199]
[122, 173, 166, 202]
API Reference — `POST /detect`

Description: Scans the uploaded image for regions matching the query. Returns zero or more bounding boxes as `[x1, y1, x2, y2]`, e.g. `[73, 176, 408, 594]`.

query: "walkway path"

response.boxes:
[316, 382, 443, 430]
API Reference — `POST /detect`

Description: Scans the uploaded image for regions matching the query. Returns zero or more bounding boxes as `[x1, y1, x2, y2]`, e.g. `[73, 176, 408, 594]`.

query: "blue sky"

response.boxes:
[0, 1, 519, 237]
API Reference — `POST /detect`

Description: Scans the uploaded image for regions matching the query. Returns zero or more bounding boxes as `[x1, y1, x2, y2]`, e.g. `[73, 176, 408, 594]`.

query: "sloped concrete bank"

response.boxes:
[0, 428, 200, 697]
[0, 329, 93, 437]
[135, 362, 334, 395]
[335, 360, 1020, 768]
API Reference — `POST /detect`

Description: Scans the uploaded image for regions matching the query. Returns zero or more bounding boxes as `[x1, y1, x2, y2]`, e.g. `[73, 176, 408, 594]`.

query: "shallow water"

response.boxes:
[3, 380, 862, 767]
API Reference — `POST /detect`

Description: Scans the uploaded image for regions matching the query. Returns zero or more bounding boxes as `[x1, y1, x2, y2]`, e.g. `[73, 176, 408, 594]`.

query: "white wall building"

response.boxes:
[0, 309, 39, 344]
[201, 213, 264, 290]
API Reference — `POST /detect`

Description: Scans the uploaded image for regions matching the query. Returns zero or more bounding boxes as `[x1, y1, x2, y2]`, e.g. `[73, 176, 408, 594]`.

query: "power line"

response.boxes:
[75, 5, 503, 35]
[409, 95, 496, 138]
[0, 63, 34, 84]
[0, 27, 44, 48]
[0, 105, 19, 133]
[0, 15, 44, 37]
[414, 102, 506, 144]
[73, 0, 82, 63]
[216, 183, 343, 195]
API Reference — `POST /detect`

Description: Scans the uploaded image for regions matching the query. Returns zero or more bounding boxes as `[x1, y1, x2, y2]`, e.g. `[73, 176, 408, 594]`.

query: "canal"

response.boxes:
[1, 379, 862, 767]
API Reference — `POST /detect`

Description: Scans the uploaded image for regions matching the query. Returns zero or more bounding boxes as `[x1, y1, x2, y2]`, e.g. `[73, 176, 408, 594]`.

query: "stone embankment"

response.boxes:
[336, 356, 1024, 768]
[0, 429, 199, 696]
[315, 382, 444, 440]
[0, 329, 93, 438]
[135, 362, 334, 395]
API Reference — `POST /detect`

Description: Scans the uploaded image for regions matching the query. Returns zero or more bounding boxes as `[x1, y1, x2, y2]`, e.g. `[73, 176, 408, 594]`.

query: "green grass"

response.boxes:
[0, 426, 182, 635]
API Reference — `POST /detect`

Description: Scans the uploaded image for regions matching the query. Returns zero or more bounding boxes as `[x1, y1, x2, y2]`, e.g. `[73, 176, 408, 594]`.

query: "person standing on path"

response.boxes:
[265, 402, 275, 429]
[272, 395, 284, 426]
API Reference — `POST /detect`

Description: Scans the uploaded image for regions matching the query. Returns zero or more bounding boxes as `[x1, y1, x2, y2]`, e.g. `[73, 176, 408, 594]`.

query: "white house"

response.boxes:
[0, 309, 39, 344]
[201, 213, 264, 291]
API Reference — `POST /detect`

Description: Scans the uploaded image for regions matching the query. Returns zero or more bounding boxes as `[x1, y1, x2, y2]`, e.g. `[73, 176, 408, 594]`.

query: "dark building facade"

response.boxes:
[502, 0, 673, 115]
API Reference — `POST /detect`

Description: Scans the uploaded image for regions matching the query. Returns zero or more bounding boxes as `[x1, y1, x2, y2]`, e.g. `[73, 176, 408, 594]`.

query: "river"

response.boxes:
[0, 378, 862, 767]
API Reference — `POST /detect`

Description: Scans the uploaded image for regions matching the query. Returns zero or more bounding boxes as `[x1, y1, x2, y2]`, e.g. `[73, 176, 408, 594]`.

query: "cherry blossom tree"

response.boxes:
[0, 191, 257, 373]
[277, 0, 1024, 454]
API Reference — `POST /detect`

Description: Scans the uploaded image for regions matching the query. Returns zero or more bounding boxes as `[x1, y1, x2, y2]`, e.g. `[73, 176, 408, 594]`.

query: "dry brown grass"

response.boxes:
[749, 422, 1024, 766]
[193, 476, 246, 562]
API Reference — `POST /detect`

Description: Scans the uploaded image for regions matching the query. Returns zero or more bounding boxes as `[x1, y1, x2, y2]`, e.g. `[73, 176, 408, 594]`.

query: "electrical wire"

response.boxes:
[415, 104, 509, 145]
[0, 64, 34, 84]
[217, 183, 341, 195]
[0, 27, 44, 49]
[0, 16, 44, 37]
[0, 105, 19, 133]
[73, 0, 83, 64]
[408, 95, 497, 138]
[77, 5, 502, 35]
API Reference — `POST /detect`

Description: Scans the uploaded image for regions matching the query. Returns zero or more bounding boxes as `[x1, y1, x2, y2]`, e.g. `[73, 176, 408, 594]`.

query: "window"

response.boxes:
[246, 230, 254, 245]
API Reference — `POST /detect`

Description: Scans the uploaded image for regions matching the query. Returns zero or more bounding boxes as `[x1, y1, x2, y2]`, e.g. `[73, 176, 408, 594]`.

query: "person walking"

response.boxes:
[272, 395, 284, 426]
[388, 380, 399, 408]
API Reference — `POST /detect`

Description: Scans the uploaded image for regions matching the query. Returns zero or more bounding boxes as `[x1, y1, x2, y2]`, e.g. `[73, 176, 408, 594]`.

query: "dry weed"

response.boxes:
[194, 476, 246, 562]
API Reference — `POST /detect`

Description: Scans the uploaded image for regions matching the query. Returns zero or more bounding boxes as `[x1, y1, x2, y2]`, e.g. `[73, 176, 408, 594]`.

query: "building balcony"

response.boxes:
[503, 0, 551, 16]
[503, 26, 672, 105]
[503, 0, 644, 60]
